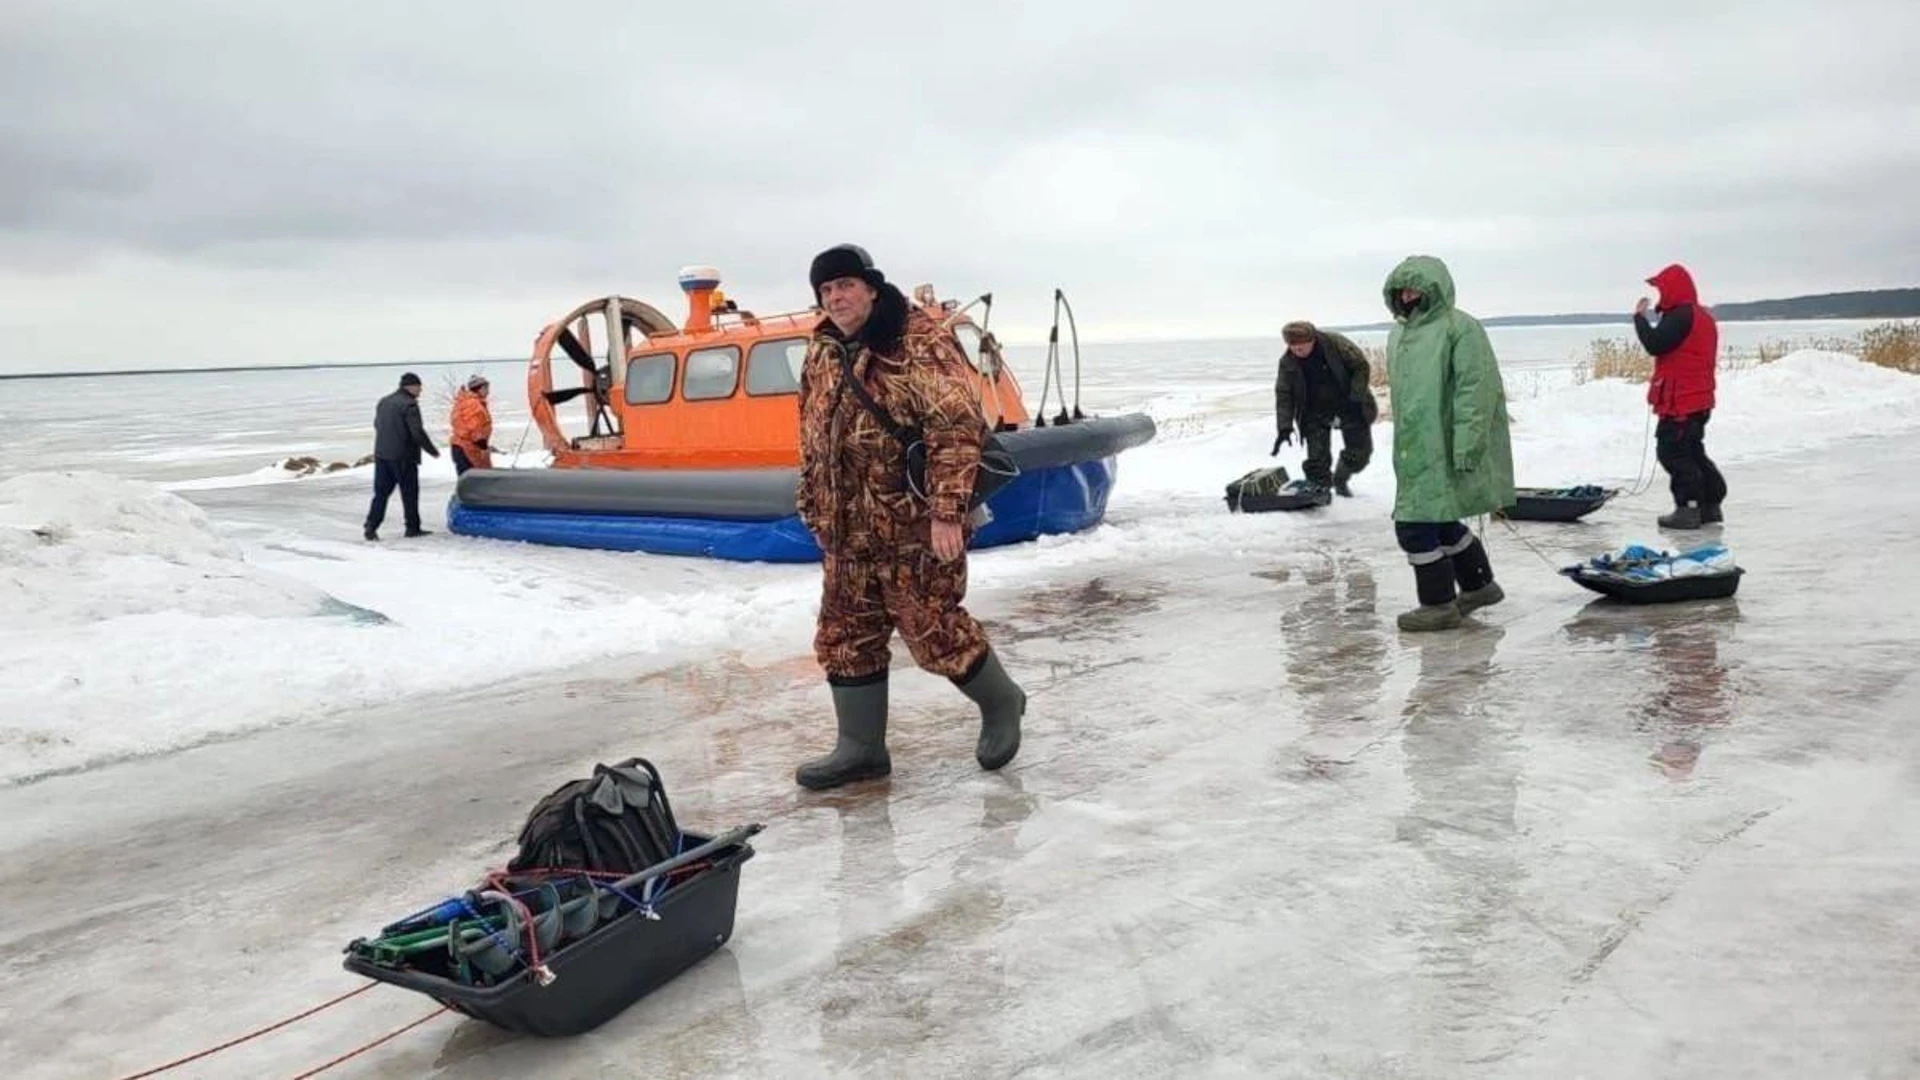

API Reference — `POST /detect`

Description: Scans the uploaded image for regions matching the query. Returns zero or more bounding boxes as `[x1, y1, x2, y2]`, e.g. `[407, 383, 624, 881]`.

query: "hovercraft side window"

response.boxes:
[746, 338, 806, 396]
[625, 353, 676, 405]
[683, 345, 741, 401]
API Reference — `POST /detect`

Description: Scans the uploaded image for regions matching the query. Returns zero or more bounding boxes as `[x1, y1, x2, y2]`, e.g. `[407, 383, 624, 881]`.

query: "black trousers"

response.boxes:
[1394, 521, 1472, 562]
[451, 446, 475, 475]
[365, 458, 421, 533]
[1395, 521, 1493, 605]
[1655, 410, 1727, 508]
[1300, 411, 1373, 487]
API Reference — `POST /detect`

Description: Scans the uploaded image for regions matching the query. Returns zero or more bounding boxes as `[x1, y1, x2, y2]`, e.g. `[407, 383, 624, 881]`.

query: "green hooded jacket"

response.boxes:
[1382, 255, 1515, 522]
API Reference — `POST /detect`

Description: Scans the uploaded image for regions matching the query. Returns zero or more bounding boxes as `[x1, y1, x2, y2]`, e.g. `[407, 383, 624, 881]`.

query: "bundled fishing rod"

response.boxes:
[1036, 288, 1086, 427]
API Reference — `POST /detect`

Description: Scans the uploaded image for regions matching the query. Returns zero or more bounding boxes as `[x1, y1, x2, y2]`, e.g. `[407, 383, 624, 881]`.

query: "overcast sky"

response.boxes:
[3, 0, 1918, 373]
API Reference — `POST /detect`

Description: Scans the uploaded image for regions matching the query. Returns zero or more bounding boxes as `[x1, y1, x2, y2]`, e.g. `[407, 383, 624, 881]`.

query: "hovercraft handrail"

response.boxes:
[1036, 287, 1086, 427]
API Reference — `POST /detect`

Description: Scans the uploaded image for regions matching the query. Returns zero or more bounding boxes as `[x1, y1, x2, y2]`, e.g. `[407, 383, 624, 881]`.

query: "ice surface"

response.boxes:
[1, 422, 1916, 1078]
[4, 350, 1920, 784]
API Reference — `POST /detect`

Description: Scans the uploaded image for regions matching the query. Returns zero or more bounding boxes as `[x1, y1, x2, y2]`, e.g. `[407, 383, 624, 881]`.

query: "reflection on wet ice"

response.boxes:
[1562, 600, 1742, 780]
[811, 783, 1032, 1076]
[1395, 625, 1527, 1070]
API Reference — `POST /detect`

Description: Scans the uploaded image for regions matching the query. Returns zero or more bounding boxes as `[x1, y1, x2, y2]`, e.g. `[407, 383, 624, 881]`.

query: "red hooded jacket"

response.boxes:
[1636, 264, 1717, 418]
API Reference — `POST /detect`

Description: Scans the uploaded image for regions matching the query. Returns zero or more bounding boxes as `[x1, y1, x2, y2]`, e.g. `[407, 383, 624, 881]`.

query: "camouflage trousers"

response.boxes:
[814, 547, 989, 683]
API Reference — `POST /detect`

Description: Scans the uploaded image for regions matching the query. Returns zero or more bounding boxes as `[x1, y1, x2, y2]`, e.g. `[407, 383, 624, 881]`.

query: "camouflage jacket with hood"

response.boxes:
[796, 283, 988, 556]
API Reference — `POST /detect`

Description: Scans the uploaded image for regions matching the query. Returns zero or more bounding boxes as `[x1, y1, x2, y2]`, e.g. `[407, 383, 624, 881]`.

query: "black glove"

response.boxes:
[474, 438, 489, 450]
[1272, 431, 1291, 456]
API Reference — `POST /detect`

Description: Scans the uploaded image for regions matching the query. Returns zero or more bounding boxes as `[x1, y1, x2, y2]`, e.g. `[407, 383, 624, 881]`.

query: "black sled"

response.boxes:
[1498, 485, 1617, 523]
[1560, 543, 1744, 605]
[342, 758, 763, 1037]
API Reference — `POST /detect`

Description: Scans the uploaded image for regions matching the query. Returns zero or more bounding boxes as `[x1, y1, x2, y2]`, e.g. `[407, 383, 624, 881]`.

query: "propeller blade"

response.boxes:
[555, 328, 597, 373]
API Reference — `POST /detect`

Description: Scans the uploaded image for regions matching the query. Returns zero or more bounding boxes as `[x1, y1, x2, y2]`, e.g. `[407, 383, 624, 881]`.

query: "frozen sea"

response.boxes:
[2, 318, 1917, 1078]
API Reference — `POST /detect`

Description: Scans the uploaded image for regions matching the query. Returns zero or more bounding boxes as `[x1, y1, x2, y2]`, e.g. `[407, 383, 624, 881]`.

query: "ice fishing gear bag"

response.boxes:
[506, 757, 681, 875]
[838, 348, 1020, 510]
[1224, 466, 1290, 507]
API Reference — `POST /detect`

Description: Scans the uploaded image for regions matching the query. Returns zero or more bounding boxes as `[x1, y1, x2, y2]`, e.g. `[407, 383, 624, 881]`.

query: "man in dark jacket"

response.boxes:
[1272, 320, 1380, 496]
[1635, 263, 1725, 530]
[363, 372, 440, 540]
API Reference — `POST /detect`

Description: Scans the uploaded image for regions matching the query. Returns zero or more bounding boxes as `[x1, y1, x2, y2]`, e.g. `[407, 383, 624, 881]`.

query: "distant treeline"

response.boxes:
[1334, 288, 1920, 332]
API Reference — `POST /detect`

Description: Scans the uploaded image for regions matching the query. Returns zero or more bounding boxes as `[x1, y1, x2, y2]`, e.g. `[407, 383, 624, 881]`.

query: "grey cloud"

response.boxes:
[2, 0, 1918, 371]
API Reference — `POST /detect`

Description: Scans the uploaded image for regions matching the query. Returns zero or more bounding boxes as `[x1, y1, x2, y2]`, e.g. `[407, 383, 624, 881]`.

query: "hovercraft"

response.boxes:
[446, 270, 1156, 561]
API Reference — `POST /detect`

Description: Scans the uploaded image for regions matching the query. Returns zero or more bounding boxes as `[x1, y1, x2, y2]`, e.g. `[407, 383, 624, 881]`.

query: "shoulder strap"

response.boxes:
[837, 345, 915, 446]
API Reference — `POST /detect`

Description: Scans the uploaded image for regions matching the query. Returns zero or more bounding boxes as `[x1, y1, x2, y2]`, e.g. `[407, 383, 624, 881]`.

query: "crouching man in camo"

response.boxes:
[792, 243, 1028, 790]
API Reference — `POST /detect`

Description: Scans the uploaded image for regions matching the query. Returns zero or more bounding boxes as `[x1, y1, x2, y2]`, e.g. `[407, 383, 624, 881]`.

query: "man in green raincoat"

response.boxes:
[1382, 255, 1515, 631]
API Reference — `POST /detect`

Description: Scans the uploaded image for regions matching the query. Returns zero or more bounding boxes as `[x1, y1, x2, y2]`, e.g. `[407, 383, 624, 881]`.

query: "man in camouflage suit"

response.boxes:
[792, 243, 1028, 790]
[1272, 320, 1379, 497]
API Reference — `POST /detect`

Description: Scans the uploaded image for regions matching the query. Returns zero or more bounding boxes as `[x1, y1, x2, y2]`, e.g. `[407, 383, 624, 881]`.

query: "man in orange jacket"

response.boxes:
[449, 375, 494, 474]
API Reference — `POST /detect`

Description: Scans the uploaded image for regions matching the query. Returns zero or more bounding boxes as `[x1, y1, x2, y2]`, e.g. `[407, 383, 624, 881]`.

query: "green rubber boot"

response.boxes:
[955, 649, 1026, 771]
[796, 676, 892, 790]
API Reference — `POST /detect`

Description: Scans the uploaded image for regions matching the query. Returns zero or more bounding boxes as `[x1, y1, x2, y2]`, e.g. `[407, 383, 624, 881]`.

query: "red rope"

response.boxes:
[114, 861, 717, 1079]
[114, 982, 377, 1080]
[286, 1006, 451, 1079]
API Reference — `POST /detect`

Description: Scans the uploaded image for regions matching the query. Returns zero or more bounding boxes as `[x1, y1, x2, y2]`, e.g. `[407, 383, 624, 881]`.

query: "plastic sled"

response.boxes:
[344, 829, 758, 1037]
[1498, 485, 1617, 522]
[1561, 565, 1743, 605]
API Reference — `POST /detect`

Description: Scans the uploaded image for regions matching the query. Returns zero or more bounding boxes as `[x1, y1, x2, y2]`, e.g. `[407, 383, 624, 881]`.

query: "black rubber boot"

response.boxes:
[1659, 505, 1703, 530]
[1331, 464, 1353, 498]
[1398, 558, 1462, 632]
[1450, 536, 1505, 614]
[954, 649, 1025, 771]
[796, 676, 892, 790]
[1700, 503, 1723, 525]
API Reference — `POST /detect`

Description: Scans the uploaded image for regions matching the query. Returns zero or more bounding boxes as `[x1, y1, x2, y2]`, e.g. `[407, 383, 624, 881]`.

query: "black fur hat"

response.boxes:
[808, 243, 885, 300]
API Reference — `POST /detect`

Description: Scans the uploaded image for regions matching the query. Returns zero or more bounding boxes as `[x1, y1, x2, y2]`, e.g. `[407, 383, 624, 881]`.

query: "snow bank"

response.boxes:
[1503, 350, 1920, 487]
[0, 472, 334, 624]
[0, 472, 821, 784]
[4, 351, 1915, 784]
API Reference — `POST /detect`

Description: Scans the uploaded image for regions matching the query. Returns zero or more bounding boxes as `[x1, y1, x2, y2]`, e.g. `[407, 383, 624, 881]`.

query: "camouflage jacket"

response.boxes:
[796, 305, 987, 555]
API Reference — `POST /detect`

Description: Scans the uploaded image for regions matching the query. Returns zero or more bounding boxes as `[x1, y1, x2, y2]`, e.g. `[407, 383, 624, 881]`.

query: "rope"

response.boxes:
[114, 983, 378, 1080]
[286, 1006, 452, 1080]
[1496, 514, 1568, 575]
[509, 415, 534, 464]
[1621, 410, 1659, 497]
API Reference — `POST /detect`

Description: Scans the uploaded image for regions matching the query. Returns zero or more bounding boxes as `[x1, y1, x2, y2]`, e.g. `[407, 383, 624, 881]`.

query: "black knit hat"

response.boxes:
[808, 243, 884, 300]
[399, 372, 422, 387]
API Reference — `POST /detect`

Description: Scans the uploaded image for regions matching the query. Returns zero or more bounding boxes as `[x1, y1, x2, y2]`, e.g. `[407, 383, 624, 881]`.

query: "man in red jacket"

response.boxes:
[1635, 263, 1726, 530]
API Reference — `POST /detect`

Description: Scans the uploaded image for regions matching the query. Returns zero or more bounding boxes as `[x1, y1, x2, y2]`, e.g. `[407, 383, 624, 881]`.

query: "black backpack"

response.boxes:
[506, 758, 681, 875]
